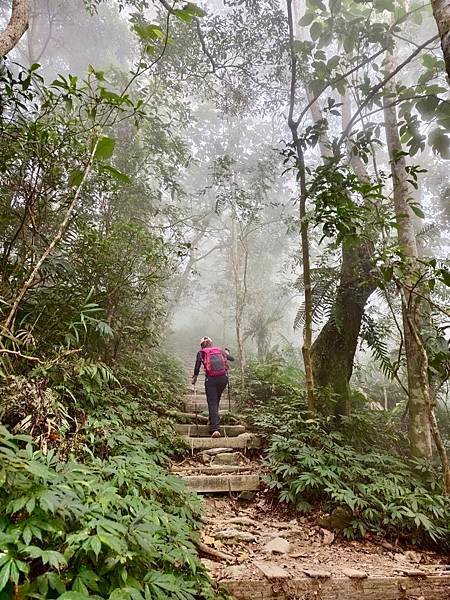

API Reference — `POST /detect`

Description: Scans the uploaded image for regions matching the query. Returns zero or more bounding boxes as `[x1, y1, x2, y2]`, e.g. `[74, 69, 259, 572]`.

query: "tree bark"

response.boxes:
[431, 0, 450, 81]
[307, 87, 377, 416]
[311, 239, 376, 415]
[383, 48, 433, 459]
[0, 0, 29, 57]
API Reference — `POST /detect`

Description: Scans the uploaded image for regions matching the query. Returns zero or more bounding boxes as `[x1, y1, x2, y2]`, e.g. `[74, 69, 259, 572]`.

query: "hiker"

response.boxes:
[191, 337, 234, 438]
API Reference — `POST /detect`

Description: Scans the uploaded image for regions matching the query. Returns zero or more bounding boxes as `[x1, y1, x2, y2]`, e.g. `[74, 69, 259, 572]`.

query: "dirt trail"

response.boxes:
[171, 386, 450, 599]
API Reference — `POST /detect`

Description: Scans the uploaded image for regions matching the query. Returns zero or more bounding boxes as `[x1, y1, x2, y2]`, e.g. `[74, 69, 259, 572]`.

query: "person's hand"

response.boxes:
[225, 347, 230, 354]
[191, 376, 197, 385]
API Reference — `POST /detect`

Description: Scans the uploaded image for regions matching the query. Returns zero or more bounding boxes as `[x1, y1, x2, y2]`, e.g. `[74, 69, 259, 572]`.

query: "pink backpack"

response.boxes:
[202, 347, 228, 377]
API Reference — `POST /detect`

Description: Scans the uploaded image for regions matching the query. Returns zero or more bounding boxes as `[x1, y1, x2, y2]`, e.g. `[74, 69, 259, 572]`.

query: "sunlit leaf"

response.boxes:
[94, 137, 116, 161]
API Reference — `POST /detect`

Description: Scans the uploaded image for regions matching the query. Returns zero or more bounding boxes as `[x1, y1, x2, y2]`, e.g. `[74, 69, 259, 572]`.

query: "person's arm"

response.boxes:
[192, 350, 203, 384]
[224, 347, 235, 361]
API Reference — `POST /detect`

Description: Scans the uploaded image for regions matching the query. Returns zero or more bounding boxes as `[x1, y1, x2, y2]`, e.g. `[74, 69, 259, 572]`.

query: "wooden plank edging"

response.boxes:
[181, 474, 260, 493]
[175, 424, 246, 436]
[183, 435, 261, 450]
[220, 574, 450, 600]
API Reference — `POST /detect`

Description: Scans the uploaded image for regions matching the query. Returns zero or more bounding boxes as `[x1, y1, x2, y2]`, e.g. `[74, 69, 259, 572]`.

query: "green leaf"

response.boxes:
[416, 95, 439, 119]
[299, 12, 314, 26]
[410, 205, 425, 218]
[428, 129, 450, 159]
[438, 269, 450, 287]
[422, 54, 437, 69]
[374, 0, 395, 11]
[310, 21, 322, 41]
[69, 170, 84, 187]
[101, 165, 131, 184]
[91, 536, 101, 558]
[133, 23, 164, 41]
[327, 55, 340, 71]
[0, 562, 10, 592]
[94, 136, 116, 161]
[58, 593, 91, 600]
[343, 35, 354, 54]
[183, 2, 207, 17]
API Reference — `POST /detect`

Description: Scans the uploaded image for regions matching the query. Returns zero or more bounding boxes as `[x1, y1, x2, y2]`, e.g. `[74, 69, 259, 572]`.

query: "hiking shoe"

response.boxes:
[211, 431, 221, 438]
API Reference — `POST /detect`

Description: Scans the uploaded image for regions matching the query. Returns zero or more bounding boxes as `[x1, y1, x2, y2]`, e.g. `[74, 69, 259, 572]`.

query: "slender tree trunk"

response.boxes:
[383, 48, 433, 459]
[287, 0, 315, 411]
[0, 0, 29, 57]
[2, 140, 99, 332]
[231, 219, 246, 388]
[431, 0, 450, 81]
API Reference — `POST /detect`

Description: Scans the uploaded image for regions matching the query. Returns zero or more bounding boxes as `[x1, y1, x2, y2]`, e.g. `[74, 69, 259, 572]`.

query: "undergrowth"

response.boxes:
[244, 357, 450, 549]
[0, 354, 225, 599]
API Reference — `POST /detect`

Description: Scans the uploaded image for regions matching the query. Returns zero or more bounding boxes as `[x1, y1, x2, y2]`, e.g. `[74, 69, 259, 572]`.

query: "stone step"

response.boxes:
[169, 411, 209, 423]
[175, 424, 246, 437]
[181, 474, 260, 493]
[183, 434, 261, 450]
[173, 465, 255, 474]
[183, 404, 235, 414]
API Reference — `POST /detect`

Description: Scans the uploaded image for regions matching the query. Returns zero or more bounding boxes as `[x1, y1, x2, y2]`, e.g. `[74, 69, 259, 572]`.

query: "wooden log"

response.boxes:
[183, 435, 261, 450]
[195, 540, 233, 562]
[220, 575, 450, 600]
[181, 474, 260, 493]
[184, 405, 236, 415]
[175, 424, 246, 437]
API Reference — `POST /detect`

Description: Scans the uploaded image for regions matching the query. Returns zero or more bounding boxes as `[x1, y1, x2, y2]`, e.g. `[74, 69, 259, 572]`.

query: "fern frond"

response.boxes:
[360, 315, 396, 379]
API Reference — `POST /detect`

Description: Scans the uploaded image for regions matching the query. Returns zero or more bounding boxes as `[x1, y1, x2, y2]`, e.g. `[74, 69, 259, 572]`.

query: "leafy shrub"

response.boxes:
[266, 427, 450, 547]
[247, 357, 450, 548]
[0, 426, 219, 599]
[240, 355, 305, 409]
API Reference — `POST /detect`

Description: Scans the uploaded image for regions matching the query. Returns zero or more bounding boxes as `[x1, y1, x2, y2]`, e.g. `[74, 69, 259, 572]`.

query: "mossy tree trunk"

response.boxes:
[311, 239, 377, 415]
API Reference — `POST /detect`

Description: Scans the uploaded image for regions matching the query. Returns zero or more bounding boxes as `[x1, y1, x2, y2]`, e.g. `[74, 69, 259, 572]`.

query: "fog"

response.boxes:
[1, 0, 449, 400]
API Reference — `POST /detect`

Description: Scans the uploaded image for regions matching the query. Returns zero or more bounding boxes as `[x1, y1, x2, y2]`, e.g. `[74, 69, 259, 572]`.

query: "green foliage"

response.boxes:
[266, 428, 450, 547]
[0, 426, 219, 599]
[246, 358, 449, 548]
[241, 352, 305, 410]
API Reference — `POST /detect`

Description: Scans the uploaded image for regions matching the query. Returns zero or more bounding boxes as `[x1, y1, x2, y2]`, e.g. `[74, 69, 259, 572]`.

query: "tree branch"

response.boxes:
[3, 139, 99, 332]
[0, 0, 30, 57]
[340, 34, 439, 143]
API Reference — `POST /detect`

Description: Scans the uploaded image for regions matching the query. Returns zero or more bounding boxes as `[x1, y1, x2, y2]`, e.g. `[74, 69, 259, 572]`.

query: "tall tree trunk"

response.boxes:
[431, 0, 450, 81]
[290, 0, 378, 415]
[0, 0, 29, 57]
[287, 0, 315, 411]
[383, 48, 433, 459]
[311, 239, 376, 415]
[306, 87, 377, 416]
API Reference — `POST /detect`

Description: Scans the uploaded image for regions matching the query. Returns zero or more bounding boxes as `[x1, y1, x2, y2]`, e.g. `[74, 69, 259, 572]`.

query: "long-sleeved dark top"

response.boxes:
[193, 348, 235, 377]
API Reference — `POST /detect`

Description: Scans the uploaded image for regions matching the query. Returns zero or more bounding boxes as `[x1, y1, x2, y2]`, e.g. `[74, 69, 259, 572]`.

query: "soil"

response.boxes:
[199, 496, 450, 582]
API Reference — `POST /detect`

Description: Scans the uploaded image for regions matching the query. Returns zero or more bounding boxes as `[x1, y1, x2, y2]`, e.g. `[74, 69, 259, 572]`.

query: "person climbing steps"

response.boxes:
[192, 336, 234, 437]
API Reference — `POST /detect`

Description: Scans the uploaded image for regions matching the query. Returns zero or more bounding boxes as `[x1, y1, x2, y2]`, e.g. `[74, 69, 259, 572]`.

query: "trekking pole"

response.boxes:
[193, 382, 198, 431]
[227, 380, 231, 413]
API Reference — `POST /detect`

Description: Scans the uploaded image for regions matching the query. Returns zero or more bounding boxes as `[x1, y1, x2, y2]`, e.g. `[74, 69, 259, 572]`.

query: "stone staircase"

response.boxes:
[172, 385, 262, 494]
